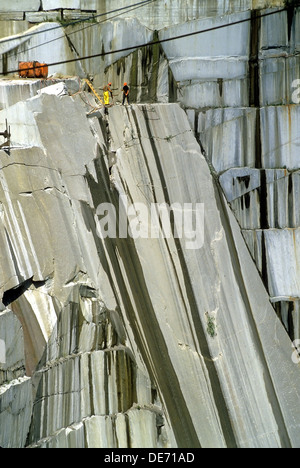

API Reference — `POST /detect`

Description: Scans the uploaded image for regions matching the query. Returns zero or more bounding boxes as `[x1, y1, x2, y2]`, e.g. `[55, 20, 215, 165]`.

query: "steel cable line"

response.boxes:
[0, 0, 156, 45]
[1, 6, 296, 76]
[7, 0, 158, 59]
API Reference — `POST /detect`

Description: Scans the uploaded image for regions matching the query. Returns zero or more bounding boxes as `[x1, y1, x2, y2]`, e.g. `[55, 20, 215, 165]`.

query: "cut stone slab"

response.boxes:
[0, 0, 40, 12]
[63, 10, 95, 20]
[0, 310, 25, 385]
[42, 0, 81, 10]
[0, 13, 25, 21]
[25, 12, 61, 23]
[261, 105, 300, 170]
[198, 107, 257, 172]
[37, 82, 68, 97]
[0, 377, 32, 448]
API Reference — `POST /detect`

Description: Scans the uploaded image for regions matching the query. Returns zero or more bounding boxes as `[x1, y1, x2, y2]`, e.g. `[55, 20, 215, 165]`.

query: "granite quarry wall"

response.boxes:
[0, 0, 299, 449]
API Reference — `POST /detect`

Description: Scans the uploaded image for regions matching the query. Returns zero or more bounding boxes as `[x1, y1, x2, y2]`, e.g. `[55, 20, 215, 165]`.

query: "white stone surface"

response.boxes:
[81, 0, 97, 10]
[260, 56, 293, 106]
[261, 105, 300, 170]
[126, 408, 157, 448]
[0, 339, 5, 364]
[220, 168, 261, 203]
[105, 104, 300, 448]
[28, 348, 154, 444]
[0, 377, 32, 448]
[0, 13, 25, 21]
[0, 80, 44, 110]
[66, 17, 153, 75]
[97, 0, 253, 30]
[0, 0, 40, 12]
[264, 229, 300, 299]
[198, 105, 300, 173]
[0, 93, 299, 447]
[43, 0, 81, 10]
[0, 93, 166, 448]
[25, 12, 61, 23]
[157, 12, 251, 109]
[160, 12, 251, 60]
[221, 168, 299, 230]
[0, 23, 76, 77]
[0, 78, 80, 110]
[260, 7, 288, 54]
[37, 82, 68, 96]
[199, 107, 257, 172]
[170, 57, 248, 82]
[0, 0, 299, 446]
[0, 310, 25, 384]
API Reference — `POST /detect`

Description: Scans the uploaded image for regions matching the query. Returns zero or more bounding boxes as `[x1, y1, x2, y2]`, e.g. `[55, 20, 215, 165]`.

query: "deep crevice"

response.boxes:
[2, 277, 46, 307]
[249, 10, 261, 108]
[287, 3, 295, 42]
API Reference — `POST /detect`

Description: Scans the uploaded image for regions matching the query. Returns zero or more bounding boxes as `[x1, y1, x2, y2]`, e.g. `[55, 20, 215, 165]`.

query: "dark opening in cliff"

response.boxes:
[2, 278, 46, 307]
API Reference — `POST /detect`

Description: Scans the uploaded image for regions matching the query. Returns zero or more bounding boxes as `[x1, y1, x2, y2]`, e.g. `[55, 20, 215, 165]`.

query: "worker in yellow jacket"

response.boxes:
[103, 86, 110, 106]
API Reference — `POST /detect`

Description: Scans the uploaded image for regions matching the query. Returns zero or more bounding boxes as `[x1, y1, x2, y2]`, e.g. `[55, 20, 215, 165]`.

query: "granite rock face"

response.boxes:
[0, 89, 299, 448]
[0, 93, 173, 448]
[0, 0, 299, 449]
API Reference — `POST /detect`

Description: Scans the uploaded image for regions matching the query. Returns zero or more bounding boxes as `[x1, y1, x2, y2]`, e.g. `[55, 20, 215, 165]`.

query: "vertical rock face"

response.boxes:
[0, 0, 299, 449]
[0, 93, 173, 449]
[97, 104, 300, 448]
[0, 90, 299, 448]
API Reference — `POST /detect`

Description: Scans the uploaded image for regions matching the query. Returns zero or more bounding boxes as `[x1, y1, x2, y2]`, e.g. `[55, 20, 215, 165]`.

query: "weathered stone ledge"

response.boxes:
[28, 405, 165, 449]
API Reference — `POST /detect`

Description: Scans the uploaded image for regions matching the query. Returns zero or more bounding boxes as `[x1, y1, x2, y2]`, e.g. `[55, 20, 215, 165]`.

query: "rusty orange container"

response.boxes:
[19, 61, 48, 79]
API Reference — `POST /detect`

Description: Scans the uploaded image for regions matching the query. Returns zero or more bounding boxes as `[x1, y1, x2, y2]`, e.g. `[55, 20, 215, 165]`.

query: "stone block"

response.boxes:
[63, 10, 95, 21]
[0, 310, 25, 385]
[0, 377, 32, 448]
[259, 7, 288, 55]
[0, 0, 40, 12]
[252, 0, 284, 8]
[80, 0, 97, 10]
[42, 0, 81, 10]
[198, 107, 257, 172]
[260, 56, 300, 106]
[0, 13, 25, 21]
[97, 0, 252, 30]
[264, 228, 300, 299]
[220, 168, 299, 230]
[25, 11, 61, 23]
[160, 11, 251, 60]
[243, 228, 300, 300]
[261, 105, 300, 170]
[0, 339, 5, 365]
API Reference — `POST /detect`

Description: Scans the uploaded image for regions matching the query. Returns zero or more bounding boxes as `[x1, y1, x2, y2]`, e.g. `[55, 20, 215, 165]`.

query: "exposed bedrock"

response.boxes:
[0, 0, 299, 449]
[0, 93, 299, 447]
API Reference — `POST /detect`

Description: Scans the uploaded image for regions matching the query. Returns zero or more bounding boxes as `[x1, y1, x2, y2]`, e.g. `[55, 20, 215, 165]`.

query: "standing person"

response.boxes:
[122, 82, 130, 105]
[103, 86, 110, 106]
[107, 82, 113, 98]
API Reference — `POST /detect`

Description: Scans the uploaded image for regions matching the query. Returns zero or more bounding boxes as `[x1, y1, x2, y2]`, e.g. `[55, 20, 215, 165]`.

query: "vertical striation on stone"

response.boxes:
[0, 0, 299, 449]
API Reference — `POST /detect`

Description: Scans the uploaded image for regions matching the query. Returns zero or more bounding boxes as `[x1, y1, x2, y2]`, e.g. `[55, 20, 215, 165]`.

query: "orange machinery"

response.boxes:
[18, 61, 48, 79]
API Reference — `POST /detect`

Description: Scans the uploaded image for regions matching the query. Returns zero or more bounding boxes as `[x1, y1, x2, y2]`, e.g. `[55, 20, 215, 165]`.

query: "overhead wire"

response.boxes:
[7, 0, 158, 59]
[0, 0, 156, 45]
[1, 5, 298, 76]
